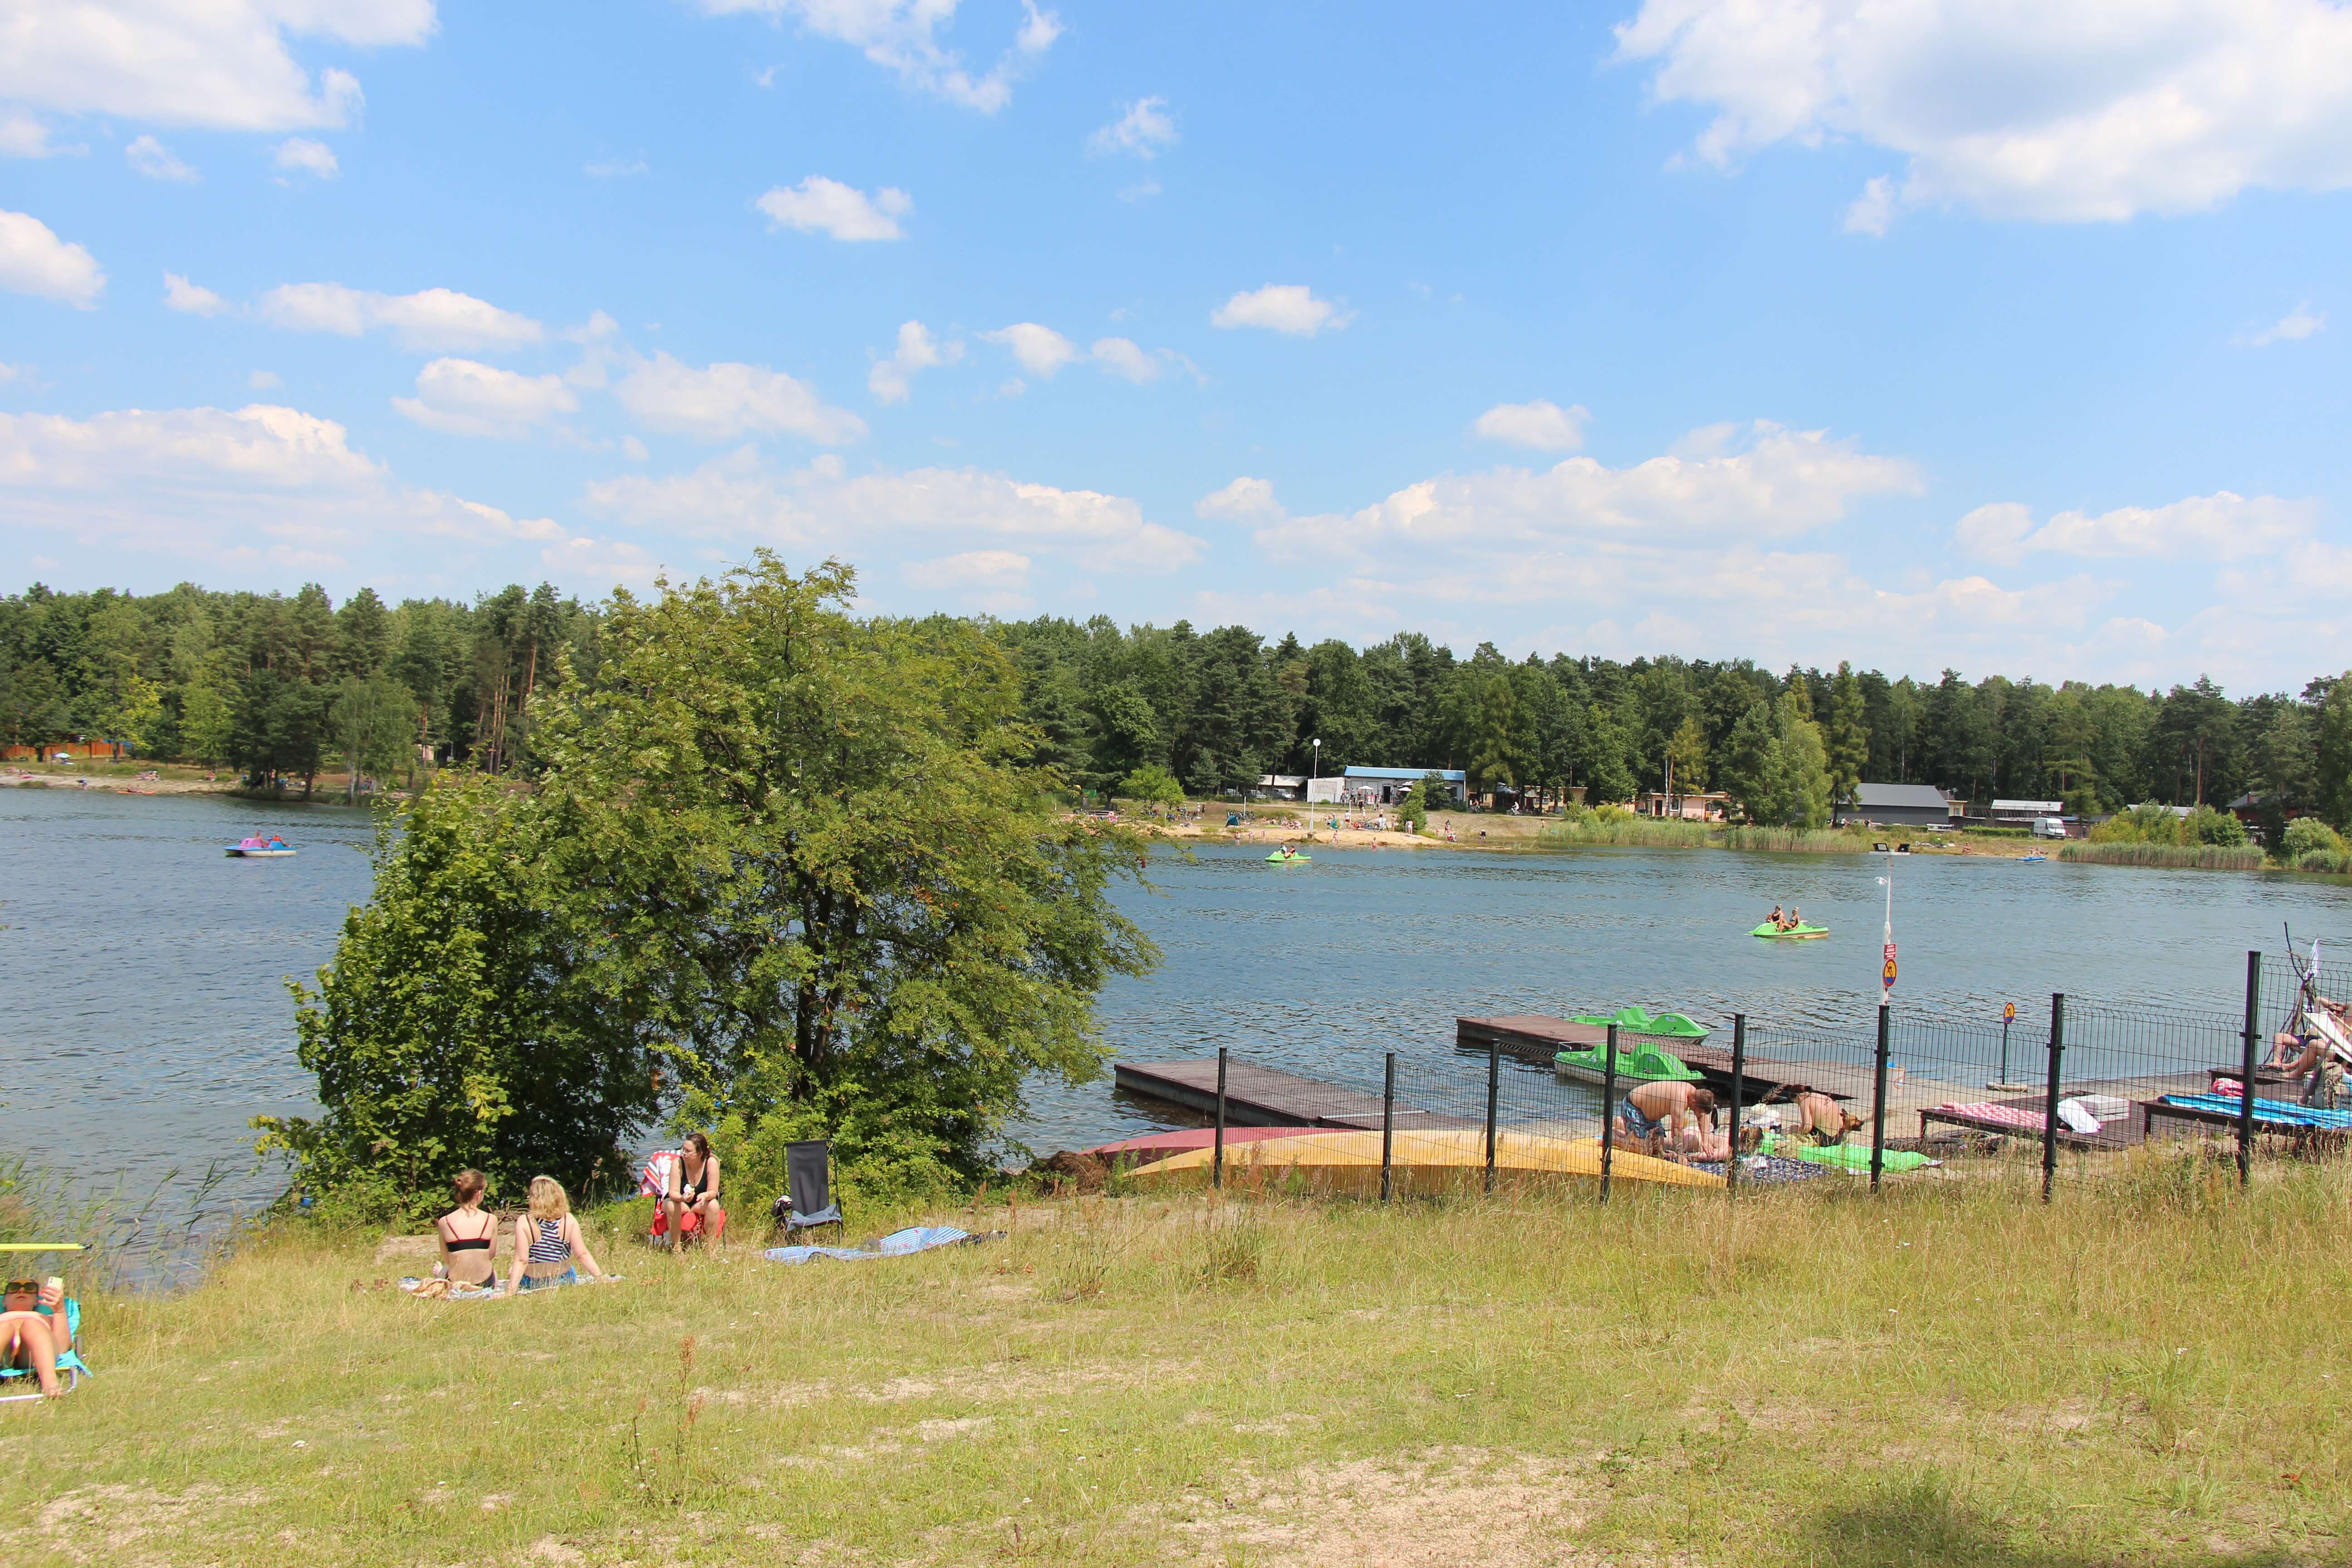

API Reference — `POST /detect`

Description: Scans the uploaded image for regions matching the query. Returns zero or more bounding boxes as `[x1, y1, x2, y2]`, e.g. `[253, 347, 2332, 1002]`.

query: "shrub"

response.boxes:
[2282, 817, 2345, 862]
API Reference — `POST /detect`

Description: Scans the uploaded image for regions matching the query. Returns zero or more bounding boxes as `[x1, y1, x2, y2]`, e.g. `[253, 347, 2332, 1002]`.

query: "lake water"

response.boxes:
[5, 788, 2347, 1250]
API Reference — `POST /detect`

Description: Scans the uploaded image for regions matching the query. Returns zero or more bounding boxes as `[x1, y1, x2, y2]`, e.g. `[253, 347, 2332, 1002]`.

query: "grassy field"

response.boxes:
[15, 1152, 2347, 1566]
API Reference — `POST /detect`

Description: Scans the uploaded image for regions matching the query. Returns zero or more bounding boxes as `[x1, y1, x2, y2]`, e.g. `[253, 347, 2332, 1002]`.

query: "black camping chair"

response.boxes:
[771, 1140, 843, 1231]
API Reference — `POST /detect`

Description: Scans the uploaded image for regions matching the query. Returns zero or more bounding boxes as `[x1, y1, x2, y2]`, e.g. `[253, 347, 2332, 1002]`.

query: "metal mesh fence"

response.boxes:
[1112, 948, 2352, 1204]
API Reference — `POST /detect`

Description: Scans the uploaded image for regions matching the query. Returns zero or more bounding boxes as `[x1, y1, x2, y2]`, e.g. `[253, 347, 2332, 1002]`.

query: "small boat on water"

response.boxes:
[1553, 1039, 1707, 1087]
[225, 834, 296, 858]
[2020, 853, 2048, 862]
[1264, 849, 1311, 864]
[1751, 921, 1828, 940]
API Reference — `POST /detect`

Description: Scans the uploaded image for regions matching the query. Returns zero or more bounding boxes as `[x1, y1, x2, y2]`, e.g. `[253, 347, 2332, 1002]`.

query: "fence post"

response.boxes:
[1213, 1046, 1228, 1191]
[1870, 1003, 1890, 1192]
[2042, 993, 2065, 1203]
[2239, 948, 2261, 1188]
[1380, 1050, 1396, 1204]
[1727, 1014, 1746, 1198]
[1599, 1024, 1618, 1204]
[1483, 1038, 1500, 1196]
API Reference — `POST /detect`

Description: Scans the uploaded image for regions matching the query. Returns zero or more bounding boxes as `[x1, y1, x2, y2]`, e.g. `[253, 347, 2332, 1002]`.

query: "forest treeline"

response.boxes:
[5, 579, 2351, 831]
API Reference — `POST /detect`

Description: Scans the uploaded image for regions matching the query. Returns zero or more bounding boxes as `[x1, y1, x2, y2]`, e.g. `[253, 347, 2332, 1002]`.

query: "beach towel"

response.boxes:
[2159, 1093, 2352, 1130]
[638, 1150, 680, 1198]
[1930, 1101, 2048, 1132]
[764, 1226, 988, 1265]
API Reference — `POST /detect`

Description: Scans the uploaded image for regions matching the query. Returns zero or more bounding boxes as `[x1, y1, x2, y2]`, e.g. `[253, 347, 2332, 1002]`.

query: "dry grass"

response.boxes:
[3, 1154, 2346, 1565]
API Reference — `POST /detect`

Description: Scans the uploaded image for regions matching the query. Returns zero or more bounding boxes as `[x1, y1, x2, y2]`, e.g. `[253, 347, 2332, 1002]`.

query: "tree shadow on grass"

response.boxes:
[1803, 1474, 2304, 1568]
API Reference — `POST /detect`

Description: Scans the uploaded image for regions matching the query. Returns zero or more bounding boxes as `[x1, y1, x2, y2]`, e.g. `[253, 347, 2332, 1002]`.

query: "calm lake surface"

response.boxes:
[5, 787, 2348, 1250]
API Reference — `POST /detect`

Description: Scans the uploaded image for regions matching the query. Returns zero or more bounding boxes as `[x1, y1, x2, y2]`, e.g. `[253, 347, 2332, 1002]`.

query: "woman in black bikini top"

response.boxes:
[436, 1169, 500, 1289]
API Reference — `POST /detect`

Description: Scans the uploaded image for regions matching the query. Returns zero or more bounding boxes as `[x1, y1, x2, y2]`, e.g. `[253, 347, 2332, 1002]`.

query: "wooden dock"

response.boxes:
[1113, 1059, 1475, 1132]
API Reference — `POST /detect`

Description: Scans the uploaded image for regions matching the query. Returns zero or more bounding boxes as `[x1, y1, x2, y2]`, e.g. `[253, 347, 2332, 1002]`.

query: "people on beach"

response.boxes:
[1793, 1090, 1865, 1146]
[661, 1132, 725, 1248]
[507, 1176, 610, 1293]
[436, 1169, 501, 1291]
[1615, 1081, 1716, 1157]
[0, 1276, 71, 1396]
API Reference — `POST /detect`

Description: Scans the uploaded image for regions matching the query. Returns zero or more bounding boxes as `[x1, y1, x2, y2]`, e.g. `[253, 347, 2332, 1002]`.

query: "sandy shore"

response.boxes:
[0, 769, 240, 796]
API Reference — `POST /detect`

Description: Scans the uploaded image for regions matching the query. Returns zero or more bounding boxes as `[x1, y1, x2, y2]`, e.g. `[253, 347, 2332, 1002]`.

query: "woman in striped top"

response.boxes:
[506, 1176, 610, 1294]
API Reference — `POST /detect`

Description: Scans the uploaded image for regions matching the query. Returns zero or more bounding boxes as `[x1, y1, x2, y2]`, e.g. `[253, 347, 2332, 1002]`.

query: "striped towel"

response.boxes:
[2160, 1093, 2352, 1130]
[1931, 1101, 2048, 1131]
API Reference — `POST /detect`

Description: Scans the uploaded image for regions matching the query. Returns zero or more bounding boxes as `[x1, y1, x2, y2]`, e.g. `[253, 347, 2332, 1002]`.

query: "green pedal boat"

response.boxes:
[1750, 922, 1830, 940]
[1553, 1040, 1706, 1088]
[1570, 1005, 1709, 1039]
[1264, 850, 1311, 864]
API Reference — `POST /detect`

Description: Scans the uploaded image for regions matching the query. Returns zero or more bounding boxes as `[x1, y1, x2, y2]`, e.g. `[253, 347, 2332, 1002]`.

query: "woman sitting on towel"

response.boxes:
[507, 1176, 610, 1294]
[0, 1276, 70, 1396]
[436, 1168, 501, 1291]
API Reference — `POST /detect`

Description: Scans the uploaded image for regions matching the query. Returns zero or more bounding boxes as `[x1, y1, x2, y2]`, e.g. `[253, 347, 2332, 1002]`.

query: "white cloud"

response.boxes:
[1195, 476, 1284, 520]
[1254, 421, 1923, 571]
[613, 351, 867, 444]
[1211, 284, 1350, 337]
[983, 322, 1078, 377]
[1473, 399, 1588, 452]
[162, 272, 225, 316]
[585, 446, 1201, 574]
[0, 0, 428, 132]
[393, 357, 579, 439]
[688, 0, 1059, 113]
[1089, 337, 1160, 383]
[867, 320, 960, 404]
[125, 134, 196, 181]
[1953, 492, 2315, 566]
[273, 137, 338, 179]
[2250, 303, 2327, 345]
[254, 283, 545, 352]
[0, 210, 103, 307]
[1617, 0, 2352, 227]
[248, 369, 280, 389]
[1089, 97, 1176, 158]
[754, 175, 911, 240]
[585, 154, 647, 178]
[0, 396, 657, 583]
[0, 111, 74, 157]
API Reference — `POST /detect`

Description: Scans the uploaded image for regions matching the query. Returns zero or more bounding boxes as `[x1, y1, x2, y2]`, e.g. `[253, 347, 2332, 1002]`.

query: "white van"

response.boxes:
[2031, 816, 2067, 839]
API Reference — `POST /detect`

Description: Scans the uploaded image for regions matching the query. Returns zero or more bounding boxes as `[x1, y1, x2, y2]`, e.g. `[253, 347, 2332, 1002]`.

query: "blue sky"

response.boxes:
[3, 2, 2349, 690]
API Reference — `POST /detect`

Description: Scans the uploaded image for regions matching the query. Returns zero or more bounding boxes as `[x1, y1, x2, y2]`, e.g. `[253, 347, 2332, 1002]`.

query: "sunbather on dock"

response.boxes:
[1616, 1081, 1716, 1157]
[0, 1276, 70, 1397]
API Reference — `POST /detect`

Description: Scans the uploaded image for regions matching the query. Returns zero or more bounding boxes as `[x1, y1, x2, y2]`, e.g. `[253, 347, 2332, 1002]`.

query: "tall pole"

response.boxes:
[1483, 1039, 1500, 1195]
[1213, 1047, 1228, 1191]
[1380, 1051, 1396, 1204]
[2239, 949, 2261, 1188]
[1869, 1003, 1891, 1192]
[1727, 1014, 1746, 1197]
[2042, 993, 2065, 1203]
[1599, 1024, 1618, 1204]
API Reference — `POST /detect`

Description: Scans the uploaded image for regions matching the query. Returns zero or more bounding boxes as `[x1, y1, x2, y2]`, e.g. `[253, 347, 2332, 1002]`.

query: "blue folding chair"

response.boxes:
[772, 1141, 843, 1231]
[0, 1298, 90, 1401]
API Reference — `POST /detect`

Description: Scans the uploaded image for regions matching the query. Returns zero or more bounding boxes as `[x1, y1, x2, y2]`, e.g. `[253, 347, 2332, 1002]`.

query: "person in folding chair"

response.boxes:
[657, 1132, 726, 1250]
[0, 1274, 82, 1398]
[771, 1140, 844, 1234]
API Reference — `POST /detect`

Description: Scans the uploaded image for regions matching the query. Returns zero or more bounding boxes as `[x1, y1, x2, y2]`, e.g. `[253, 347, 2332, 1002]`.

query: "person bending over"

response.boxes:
[508, 1176, 610, 1294]
[1616, 1081, 1716, 1157]
[436, 1168, 500, 1291]
[0, 1276, 70, 1396]
[661, 1132, 725, 1249]
[1794, 1090, 1865, 1146]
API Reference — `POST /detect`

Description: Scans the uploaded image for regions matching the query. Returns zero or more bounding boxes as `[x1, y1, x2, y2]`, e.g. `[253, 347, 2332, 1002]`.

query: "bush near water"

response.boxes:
[257, 558, 1159, 1219]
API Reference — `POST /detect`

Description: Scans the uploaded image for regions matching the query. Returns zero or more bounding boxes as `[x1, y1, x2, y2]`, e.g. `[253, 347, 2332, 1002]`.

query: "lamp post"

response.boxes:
[1311, 736, 1321, 809]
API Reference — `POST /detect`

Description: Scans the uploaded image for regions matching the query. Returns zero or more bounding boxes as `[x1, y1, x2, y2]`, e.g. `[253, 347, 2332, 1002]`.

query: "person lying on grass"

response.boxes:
[507, 1176, 611, 1294]
[660, 1132, 724, 1249]
[0, 1276, 71, 1396]
[1616, 1081, 1715, 1157]
[436, 1168, 500, 1291]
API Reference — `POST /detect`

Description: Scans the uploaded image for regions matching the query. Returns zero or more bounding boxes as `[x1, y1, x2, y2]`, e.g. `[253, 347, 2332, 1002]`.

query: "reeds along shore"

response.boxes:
[2058, 841, 2266, 870]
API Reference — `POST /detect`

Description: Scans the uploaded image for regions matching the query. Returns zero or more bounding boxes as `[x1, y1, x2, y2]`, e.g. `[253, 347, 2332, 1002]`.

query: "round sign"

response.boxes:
[2003, 1001, 2016, 1023]
[1882, 956, 1897, 989]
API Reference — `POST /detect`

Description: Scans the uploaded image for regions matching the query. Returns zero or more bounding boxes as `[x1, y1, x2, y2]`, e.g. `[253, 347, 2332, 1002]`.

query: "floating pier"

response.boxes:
[1112, 1058, 1474, 1131]
[1456, 1014, 1859, 1103]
